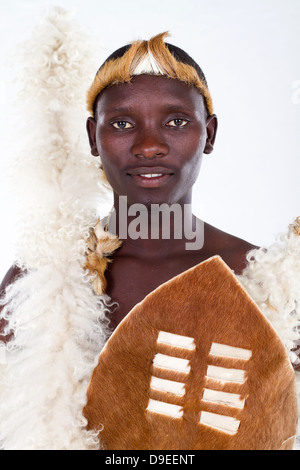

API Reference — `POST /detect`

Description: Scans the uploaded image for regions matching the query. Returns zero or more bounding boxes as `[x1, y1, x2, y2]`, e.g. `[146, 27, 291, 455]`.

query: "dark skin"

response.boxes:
[0, 75, 256, 340]
[86, 75, 258, 330]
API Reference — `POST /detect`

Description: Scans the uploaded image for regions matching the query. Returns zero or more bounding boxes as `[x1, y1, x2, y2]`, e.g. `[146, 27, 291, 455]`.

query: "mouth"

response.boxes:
[127, 167, 174, 188]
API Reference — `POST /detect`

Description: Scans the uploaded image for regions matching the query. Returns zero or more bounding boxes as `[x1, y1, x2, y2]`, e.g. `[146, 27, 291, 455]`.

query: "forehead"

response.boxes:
[95, 75, 206, 116]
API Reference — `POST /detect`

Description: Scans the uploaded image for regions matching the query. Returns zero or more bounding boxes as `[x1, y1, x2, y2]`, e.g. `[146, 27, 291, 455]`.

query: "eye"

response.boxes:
[166, 118, 188, 128]
[112, 121, 133, 129]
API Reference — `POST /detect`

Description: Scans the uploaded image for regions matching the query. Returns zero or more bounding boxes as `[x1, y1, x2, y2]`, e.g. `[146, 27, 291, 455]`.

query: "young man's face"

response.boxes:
[87, 75, 217, 207]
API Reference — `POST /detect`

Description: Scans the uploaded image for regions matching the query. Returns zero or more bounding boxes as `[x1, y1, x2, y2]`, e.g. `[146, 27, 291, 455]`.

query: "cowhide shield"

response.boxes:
[83, 256, 298, 450]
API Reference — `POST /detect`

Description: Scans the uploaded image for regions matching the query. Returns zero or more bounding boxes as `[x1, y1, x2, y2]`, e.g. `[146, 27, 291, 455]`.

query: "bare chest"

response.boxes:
[104, 248, 247, 331]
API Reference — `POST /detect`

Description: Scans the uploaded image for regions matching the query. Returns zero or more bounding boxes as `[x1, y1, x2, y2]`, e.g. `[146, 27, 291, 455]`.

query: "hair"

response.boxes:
[86, 32, 213, 117]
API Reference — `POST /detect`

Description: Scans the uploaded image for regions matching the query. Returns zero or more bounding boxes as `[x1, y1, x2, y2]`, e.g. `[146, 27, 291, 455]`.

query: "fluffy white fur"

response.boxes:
[239, 225, 300, 364]
[238, 223, 300, 410]
[0, 6, 299, 450]
[0, 7, 111, 450]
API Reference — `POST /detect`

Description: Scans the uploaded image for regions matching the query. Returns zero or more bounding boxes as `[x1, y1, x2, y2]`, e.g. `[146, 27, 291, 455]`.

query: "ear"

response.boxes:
[86, 117, 99, 156]
[204, 114, 218, 154]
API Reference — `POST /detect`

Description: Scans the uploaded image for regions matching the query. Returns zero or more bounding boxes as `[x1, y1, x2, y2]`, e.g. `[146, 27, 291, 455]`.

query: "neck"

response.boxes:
[107, 194, 203, 258]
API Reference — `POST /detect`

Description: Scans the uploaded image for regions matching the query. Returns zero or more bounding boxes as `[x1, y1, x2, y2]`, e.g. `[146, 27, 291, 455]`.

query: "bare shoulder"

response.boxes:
[201, 222, 259, 275]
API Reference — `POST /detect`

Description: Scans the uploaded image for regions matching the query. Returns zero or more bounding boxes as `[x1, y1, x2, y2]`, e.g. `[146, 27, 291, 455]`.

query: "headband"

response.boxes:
[86, 32, 214, 117]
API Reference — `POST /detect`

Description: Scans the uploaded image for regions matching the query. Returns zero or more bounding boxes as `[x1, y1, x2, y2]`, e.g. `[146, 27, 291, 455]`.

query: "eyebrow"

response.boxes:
[102, 103, 197, 116]
[161, 104, 196, 113]
[102, 106, 136, 115]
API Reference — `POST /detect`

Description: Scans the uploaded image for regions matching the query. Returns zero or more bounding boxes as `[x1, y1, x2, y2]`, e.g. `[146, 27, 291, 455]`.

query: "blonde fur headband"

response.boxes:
[86, 32, 214, 117]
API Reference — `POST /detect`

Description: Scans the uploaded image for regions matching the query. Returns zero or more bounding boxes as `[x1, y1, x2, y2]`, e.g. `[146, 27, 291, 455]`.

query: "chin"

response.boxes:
[128, 185, 190, 207]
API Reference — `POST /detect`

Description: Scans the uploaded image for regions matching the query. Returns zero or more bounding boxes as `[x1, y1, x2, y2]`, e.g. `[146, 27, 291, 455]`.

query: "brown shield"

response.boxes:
[83, 256, 298, 450]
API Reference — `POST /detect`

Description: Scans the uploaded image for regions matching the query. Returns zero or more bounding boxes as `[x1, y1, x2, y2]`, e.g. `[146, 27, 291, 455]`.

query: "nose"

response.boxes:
[131, 127, 169, 159]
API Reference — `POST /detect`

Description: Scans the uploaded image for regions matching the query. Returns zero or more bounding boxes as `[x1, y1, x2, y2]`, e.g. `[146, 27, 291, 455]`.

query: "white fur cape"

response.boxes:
[0, 7, 111, 450]
[0, 7, 299, 450]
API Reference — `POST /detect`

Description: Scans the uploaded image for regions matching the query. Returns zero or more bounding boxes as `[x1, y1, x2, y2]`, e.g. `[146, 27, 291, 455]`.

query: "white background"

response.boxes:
[0, 0, 299, 281]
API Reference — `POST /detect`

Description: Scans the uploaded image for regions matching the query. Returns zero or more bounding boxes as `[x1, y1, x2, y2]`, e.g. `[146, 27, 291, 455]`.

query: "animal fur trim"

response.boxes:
[238, 221, 300, 365]
[0, 7, 112, 450]
[238, 219, 300, 415]
[84, 221, 122, 295]
[86, 32, 214, 117]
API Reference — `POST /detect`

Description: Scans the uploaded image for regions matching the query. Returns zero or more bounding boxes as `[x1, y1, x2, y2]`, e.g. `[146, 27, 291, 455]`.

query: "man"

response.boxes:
[0, 20, 298, 450]
[80, 34, 298, 449]
[83, 33, 258, 330]
[1, 33, 257, 332]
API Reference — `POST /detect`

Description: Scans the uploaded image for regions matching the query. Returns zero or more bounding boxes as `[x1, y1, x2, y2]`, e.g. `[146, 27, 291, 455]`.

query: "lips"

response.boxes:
[127, 166, 174, 176]
[127, 166, 174, 188]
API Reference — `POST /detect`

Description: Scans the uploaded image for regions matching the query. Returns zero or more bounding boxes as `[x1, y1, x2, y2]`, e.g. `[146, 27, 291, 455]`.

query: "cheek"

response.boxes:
[177, 132, 205, 183]
[181, 155, 203, 187]
[97, 133, 115, 161]
[100, 157, 123, 191]
[96, 135, 124, 184]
